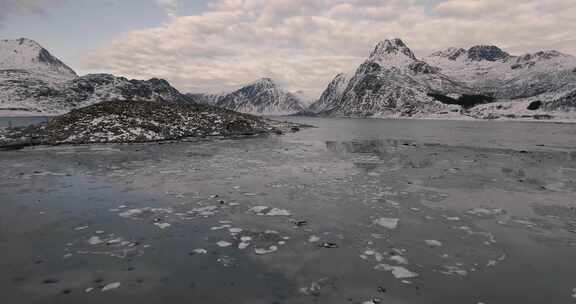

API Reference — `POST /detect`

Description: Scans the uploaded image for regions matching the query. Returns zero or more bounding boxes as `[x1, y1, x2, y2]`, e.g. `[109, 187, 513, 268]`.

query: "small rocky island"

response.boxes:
[0, 100, 306, 149]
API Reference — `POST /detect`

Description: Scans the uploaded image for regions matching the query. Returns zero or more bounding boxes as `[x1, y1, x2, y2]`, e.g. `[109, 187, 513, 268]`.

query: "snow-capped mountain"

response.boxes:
[314, 39, 471, 118]
[188, 78, 307, 115]
[427, 45, 576, 114]
[0, 38, 77, 82]
[0, 38, 192, 115]
[312, 38, 576, 119]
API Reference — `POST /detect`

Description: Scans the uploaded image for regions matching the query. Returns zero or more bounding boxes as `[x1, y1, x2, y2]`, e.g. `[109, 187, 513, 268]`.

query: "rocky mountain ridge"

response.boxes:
[312, 38, 576, 120]
[0, 39, 192, 115]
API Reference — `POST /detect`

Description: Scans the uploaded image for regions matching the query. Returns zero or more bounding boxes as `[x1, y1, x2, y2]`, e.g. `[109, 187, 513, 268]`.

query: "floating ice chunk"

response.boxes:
[445, 216, 461, 221]
[374, 264, 418, 279]
[389, 255, 408, 265]
[249, 206, 291, 216]
[362, 299, 383, 304]
[189, 205, 220, 217]
[254, 245, 278, 255]
[211, 225, 231, 231]
[467, 208, 504, 216]
[250, 206, 269, 213]
[74, 226, 89, 231]
[154, 223, 171, 229]
[441, 265, 468, 276]
[216, 241, 232, 248]
[267, 208, 291, 216]
[425, 240, 443, 247]
[118, 209, 143, 218]
[88, 236, 104, 245]
[238, 242, 250, 250]
[308, 235, 320, 243]
[85, 287, 94, 293]
[229, 228, 243, 234]
[101, 282, 121, 291]
[240, 236, 253, 242]
[192, 249, 208, 254]
[373, 218, 399, 229]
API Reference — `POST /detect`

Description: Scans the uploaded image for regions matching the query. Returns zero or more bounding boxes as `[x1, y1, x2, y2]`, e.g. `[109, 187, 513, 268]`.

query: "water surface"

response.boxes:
[1, 117, 575, 304]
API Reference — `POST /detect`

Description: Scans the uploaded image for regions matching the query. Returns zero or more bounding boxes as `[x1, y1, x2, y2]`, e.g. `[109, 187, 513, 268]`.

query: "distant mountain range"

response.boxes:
[0, 38, 191, 115]
[309, 39, 576, 120]
[187, 78, 308, 115]
[2, 37, 576, 121]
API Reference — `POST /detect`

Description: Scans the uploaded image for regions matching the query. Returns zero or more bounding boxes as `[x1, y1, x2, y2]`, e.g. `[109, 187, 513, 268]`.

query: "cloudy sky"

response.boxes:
[1, 0, 575, 97]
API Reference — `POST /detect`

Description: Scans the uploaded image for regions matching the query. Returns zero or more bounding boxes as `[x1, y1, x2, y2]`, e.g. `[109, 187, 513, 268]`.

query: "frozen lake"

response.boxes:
[1, 117, 576, 303]
[0, 116, 50, 128]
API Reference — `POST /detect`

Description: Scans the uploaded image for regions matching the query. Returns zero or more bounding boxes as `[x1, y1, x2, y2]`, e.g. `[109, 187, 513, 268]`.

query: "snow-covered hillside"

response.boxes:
[188, 78, 307, 115]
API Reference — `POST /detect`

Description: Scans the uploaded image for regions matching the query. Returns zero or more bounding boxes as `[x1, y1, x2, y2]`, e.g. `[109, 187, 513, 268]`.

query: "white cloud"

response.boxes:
[81, 0, 576, 97]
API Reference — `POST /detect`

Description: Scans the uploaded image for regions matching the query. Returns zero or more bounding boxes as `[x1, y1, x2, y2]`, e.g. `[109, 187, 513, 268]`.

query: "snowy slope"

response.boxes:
[427, 46, 576, 110]
[190, 78, 307, 115]
[0, 38, 77, 82]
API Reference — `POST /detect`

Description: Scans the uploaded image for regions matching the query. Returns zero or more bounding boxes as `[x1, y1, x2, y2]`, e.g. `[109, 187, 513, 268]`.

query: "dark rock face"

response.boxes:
[527, 100, 542, 110]
[467, 45, 511, 61]
[428, 93, 495, 109]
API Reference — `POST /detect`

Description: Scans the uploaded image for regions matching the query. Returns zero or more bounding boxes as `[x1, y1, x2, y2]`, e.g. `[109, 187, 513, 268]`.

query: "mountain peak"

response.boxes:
[467, 45, 510, 61]
[370, 38, 416, 61]
[251, 77, 277, 87]
[0, 37, 77, 81]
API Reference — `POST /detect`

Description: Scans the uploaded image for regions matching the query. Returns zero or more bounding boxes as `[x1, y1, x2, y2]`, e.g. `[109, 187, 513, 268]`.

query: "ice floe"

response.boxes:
[425, 240, 443, 247]
[249, 206, 291, 216]
[373, 217, 399, 229]
[308, 235, 320, 243]
[216, 241, 232, 248]
[254, 245, 278, 255]
[154, 222, 171, 229]
[440, 265, 468, 276]
[374, 264, 418, 279]
[101, 282, 121, 291]
[467, 208, 505, 217]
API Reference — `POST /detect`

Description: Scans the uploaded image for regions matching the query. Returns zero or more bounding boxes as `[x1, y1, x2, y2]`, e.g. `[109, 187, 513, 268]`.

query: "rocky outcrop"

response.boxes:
[0, 100, 306, 148]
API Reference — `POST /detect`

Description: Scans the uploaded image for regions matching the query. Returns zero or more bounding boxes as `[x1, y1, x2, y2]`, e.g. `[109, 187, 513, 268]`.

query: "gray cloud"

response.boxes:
[81, 0, 576, 97]
[0, 0, 65, 26]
